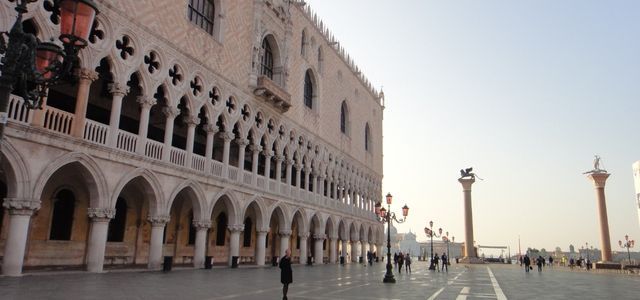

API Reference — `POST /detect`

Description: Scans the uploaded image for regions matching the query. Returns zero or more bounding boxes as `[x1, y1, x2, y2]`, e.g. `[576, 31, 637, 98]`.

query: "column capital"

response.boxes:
[148, 215, 171, 226]
[137, 95, 157, 108]
[313, 233, 326, 240]
[298, 233, 310, 239]
[249, 144, 263, 153]
[162, 107, 180, 119]
[286, 159, 295, 166]
[458, 178, 475, 191]
[183, 115, 200, 127]
[78, 68, 99, 81]
[256, 229, 270, 234]
[235, 138, 250, 147]
[263, 150, 275, 158]
[222, 131, 235, 142]
[3, 198, 40, 215]
[192, 220, 212, 229]
[87, 208, 115, 220]
[108, 82, 130, 96]
[587, 172, 610, 188]
[279, 229, 292, 237]
[228, 224, 245, 232]
[204, 124, 218, 134]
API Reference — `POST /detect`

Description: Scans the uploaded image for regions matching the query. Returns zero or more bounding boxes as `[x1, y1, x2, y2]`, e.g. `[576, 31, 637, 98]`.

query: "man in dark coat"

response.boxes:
[523, 254, 531, 272]
[279, 248, 292, 300]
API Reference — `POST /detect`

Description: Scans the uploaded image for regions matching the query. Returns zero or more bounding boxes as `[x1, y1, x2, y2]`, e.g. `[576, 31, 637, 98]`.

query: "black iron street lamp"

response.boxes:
[375, 193, 408, 284]
[0, 0, 98, 138]
[619, 235, 635, 264]
[442, 232, 454, 266]
[424, 220, 441, 270]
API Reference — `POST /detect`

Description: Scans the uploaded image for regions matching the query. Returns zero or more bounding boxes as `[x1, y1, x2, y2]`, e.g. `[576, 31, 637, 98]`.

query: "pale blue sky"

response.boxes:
[307, 0, 640, 255]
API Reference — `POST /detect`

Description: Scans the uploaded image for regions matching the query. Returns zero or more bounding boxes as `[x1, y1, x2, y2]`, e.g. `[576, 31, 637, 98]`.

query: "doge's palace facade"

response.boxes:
[0, 0, 385, 276]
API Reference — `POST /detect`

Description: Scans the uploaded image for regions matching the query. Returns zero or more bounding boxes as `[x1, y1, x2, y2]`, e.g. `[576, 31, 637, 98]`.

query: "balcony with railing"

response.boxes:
[5, 95, 376, 220]
[254, 76, 291, 112]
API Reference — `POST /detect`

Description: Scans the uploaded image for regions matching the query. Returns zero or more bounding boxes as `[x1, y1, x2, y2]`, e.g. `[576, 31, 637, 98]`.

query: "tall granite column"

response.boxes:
[587, 172, 613, 262]
[459, 177, 480, 263]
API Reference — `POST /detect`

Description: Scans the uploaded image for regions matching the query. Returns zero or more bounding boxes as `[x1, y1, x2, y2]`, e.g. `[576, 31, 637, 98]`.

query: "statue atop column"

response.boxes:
[583, 155, 607, 174]
[459, 167, 483, 180]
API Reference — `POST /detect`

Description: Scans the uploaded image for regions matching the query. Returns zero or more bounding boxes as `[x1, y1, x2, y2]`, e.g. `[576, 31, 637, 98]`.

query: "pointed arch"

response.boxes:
[0, 140, 31, 199]
[166, 180, 207, 221]
[110, 168, 164, 216]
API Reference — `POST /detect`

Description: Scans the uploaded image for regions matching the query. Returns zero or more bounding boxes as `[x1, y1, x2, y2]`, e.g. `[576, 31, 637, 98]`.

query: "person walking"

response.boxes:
[441, 253, 448, 272]
[405, 253, 412, 273]
[523, 254, 531, 273]
[548, 256, 554, 268]
[536, 256, 543, 272]
[279, 249, 293, 300]
[398, 252, 404, 273]
[393, 252, 399, 270]
[433, 254, 440, 272]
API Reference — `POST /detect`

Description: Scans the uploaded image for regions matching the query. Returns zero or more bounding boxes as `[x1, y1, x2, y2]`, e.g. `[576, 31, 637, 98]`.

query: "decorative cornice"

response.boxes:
[87, 208, 116, 219]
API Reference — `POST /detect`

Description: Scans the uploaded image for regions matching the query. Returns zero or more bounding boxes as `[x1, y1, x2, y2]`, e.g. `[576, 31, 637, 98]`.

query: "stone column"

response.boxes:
[71, 68, 99, 137]
[250, 144, 262, 185]
[459, 178, 480, 263]
[298, 233, 308, 264]
[317, 175, 325, 196]
[341, 239, 348, 262]
[235, 138, 249, 170]
[161, 107, 180, 161]
[587, 172, 613, 262]
[86, 208, 115, 273]
[184, 116, 200, 158]
[295, 163, 303, 189]
[314, 234, 325, 264]
[361, 239, 368, 263]
[279, 229, 292, 258]
[351, 239, 359, 262]
[273, 155, 283, 181]
[148, 215, 170, 270]
[203, 124, 218, 173]
[192, 220, 211, 269]
[1, 198, 40, 276]
[228, 224, 244, 267]
[329, 236, 338, 263]
[285, 159, 293, 185]
[264, 151, 274, 179]
[135, 96, 157, 154]
[221, 131, 234, 167]
[106, 82, 130, 146]
[303, 167, 311, 191]
[256, 230, 268, 266]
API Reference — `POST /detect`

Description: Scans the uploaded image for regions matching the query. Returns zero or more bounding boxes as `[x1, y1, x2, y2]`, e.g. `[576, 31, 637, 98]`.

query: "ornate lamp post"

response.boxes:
[0, 0, 98, 139]
[442, 232, 453, 265]
[619, 235, 635, 264]
[424, 220, 441, 270]
[375, 193, 408, 284]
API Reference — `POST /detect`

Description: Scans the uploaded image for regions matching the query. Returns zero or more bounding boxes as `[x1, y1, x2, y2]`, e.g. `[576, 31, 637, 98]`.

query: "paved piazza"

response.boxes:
[1, 261, 639, 299]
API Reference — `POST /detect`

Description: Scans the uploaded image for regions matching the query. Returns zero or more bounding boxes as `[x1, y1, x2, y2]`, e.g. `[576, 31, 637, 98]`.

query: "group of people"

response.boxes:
[430, 253, 449, 272]
[392, 252, 413, 273]
[521, 254, 553, 272]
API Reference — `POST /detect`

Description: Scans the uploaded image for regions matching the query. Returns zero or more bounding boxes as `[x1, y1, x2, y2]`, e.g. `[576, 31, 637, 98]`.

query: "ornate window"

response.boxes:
[304, 70, 313, 109]
[188, 0, 215, 35]
[340, 101, 349, 135]
[365, 123, 372, 152]
[261, 38, 274, 79]
[49, 189, 76, 241]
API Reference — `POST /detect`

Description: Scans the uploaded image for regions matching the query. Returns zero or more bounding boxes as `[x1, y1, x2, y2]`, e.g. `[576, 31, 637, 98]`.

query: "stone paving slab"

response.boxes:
[0, 261, 639, 299]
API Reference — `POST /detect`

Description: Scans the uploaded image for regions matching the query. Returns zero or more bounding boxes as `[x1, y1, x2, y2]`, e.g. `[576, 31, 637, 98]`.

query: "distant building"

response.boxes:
[397, 231, 421, 256]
